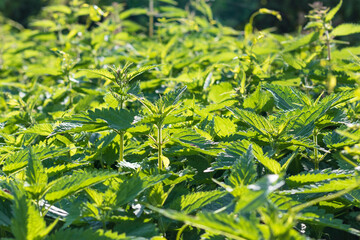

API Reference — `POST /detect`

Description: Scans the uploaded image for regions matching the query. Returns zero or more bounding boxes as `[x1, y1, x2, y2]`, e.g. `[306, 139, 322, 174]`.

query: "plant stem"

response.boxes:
[148, 0, 154, 37]
[176, 224, 189, 240]
[157, 124, 163, 170]
[66, 70, 73, 106]
[313, 128, 319, 170]
[119, 131, 124, 162]
[339, 152, 359, 168]
[325, 30, 331, 61]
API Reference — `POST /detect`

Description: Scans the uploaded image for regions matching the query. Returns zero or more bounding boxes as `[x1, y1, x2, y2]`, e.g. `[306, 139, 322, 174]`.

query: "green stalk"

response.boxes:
[157, 124, 163, 170]
[176, 224, 189, 240]
[118, 94, 125, 162]
[325, 29, 331, 61]
[149, 0, 154, 37]
[66, 70, 73, 106]
[313, 128, 319, 170]
[119, 131, 124, 162]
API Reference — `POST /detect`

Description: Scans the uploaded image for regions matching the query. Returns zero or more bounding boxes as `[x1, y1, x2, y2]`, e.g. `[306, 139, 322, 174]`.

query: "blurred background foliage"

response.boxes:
[1, 0, 359, 32]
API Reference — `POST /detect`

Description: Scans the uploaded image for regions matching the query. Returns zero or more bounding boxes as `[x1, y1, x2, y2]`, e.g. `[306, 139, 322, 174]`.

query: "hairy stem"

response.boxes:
[313, 128, 319, 170]
[176, 224, 189, 240]
[119, 131, 124, 162]
[325, 30, 331, 61]
[148, 0, 154, 37]
[157, 124, 163, 170]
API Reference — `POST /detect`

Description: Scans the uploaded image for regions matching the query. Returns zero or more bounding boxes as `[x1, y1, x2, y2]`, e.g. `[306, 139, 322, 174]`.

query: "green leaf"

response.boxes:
[161, 85, 187, 110]
[208, 82, 233, 104]
[46, 162, 89, 178]
[264, 84, 312, 110]
[283, 31, 319, 52]
[30, 19, 57, 29]
[115, 174, 170, 207]
[323, 128, 358, 148]
[44, 5, 72, 14]
[50, 122, 108, 135]
[243, 86, 272, 113]
[227, 107, 274, 137]
[3, 145, 69, 174]
[171, 128, 217, 156]
[127, 65, 160, 82]
[119, 8, 148, 20]
[286, 94, 341, 137]
[88, 108, 136, 131]
[233, 175, 284, 213]
[286, 169, 354, 187]
[147, 205, 261, 240]
[11, 187, 58, 240]
[208, 140, 251, 171]
[45, 170, 119, 203]
[325, 0, 342, 22]
[25, 148, 48, 199]
[214, 116, 237, 138]
[252, 144, 281, 174]
[170, 190, 227, 214]
[282, 54, 306, 70]
[80, 69, 115, 81]
[282, 178, 357, 194]
[229, 146, 257, 187]
[332, 23, 360, 36]
[48, 228, 134, 240]
[299, 206, 360, 237]
[18, 123, 53, 136]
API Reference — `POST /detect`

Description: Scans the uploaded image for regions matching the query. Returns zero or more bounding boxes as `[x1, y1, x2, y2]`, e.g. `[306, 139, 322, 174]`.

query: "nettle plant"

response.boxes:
[53, 63, 158, 166]
[0, 0, 360, 239]
[135, 86, 187, 170]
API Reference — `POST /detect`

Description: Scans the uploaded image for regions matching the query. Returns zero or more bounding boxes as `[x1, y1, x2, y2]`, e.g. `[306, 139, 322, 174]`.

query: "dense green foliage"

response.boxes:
[0, 0, 360, 239]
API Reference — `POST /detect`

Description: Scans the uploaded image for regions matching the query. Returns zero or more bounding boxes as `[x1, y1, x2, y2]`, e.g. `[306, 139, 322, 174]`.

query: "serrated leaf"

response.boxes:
[325, 0, 342, 22]
[282, 178, 357, 194]
[161, 85, 187, 110]
[208, 140, 251, 171]
[127, 65, 159, 82]
[81, 69, 115, 81]
[252, 144, 281, 174]
[46, 162, 89, 178]
[229, 146, 257, 187]
[119, 8, 148, 20]
[264, 84, 312, 110]
[214, 116, 237, 138]
[234, 175, 284, 213]
[170, 190, 227, 214]
[18, 123, 53, 136]
[286, 95, 340, 137]
[148, 205, 261, 240]
[45, 170, 119, 203]
[3, 145, 69, 174]
[323, 128, 357, 148]
[299, 206, 360, 237]
[227, 107, 274, 137]
[332, 23, 360, 37]
[11, 187, 58, 240]
[48, 228, 134, 240]
[283, 31, 319, 52]
[115, 174, 170, 207]
[171, 128, 217, 156]
[88, 108, 136, 131]
[282, 54, 306, 70]
[286, 169, 354, 187]
[25, 148, 48, 199]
